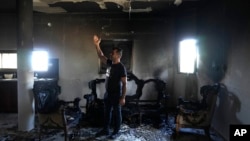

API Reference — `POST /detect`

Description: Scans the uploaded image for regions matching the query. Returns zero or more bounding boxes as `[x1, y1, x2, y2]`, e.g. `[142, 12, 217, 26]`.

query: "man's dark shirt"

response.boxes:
[105, 59, 127, 99]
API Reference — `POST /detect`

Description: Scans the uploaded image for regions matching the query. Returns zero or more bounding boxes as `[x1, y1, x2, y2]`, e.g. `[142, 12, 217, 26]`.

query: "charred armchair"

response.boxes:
[124, 72, 169, 127]
[175, 83, 220, 140]
[33, 80, 82, 141]
[83, 78, 105, 126]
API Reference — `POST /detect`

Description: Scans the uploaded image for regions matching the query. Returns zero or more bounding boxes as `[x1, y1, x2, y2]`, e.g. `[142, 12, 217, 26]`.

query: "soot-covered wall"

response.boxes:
[1, 1, 250, 139]
[31, 14, 176, 108]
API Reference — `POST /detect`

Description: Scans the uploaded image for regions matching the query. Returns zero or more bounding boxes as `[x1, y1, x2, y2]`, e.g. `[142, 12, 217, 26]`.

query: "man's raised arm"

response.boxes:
[93, 35, 107, 64]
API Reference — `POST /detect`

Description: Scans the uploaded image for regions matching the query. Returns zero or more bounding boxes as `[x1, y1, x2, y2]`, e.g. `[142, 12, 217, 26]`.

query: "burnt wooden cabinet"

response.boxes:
[0, 80, 17, 113]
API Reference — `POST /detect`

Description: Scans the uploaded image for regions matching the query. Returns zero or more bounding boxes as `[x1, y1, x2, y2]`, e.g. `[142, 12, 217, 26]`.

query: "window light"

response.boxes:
[0, 53, 17, 69]
[32, 51, 49, 71]
[179, 39, 198, 73]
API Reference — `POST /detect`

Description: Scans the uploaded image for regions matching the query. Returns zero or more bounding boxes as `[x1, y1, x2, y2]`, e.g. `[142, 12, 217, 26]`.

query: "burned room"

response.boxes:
[0, 0, 249, 141]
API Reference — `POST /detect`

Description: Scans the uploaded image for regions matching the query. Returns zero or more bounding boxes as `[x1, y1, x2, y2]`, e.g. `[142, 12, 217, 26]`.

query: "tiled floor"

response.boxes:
[0, 113, 225, 141]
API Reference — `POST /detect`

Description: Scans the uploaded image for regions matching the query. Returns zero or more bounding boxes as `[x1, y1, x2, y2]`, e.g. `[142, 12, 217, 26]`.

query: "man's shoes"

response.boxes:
[95, 129, 110, 137]
[108, 131, 120, 139]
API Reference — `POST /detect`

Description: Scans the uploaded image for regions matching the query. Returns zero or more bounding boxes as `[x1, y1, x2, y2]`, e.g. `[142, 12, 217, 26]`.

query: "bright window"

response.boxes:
[179, 39, 199, 73]
[32, 51, 49, 71]
[0, 53, 17, 69]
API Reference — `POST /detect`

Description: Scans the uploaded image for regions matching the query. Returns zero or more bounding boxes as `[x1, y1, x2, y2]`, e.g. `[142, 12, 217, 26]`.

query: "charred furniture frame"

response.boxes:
[124, 72, 169, 127]
[83, 72, 169, 127]
[33, 80, 82, 141]
[174, 83, 220, 140]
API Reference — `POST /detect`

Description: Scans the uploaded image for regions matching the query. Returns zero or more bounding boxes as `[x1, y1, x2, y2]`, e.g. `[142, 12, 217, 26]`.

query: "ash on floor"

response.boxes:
[0, 113, 225, 141]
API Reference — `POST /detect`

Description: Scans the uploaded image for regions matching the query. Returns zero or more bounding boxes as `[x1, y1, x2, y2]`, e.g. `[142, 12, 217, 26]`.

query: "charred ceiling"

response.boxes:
[34, 0, 202, 14]
[1, 0, 206, 16]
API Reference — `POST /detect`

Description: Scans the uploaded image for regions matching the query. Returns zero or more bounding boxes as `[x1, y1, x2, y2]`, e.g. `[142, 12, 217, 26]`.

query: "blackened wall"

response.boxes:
[31, 14, 176, 107]
[1, 1, 250, 139]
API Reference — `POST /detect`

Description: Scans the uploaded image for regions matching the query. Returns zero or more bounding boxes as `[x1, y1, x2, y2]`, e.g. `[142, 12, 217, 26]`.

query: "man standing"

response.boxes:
[93, 35, 127, 139]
